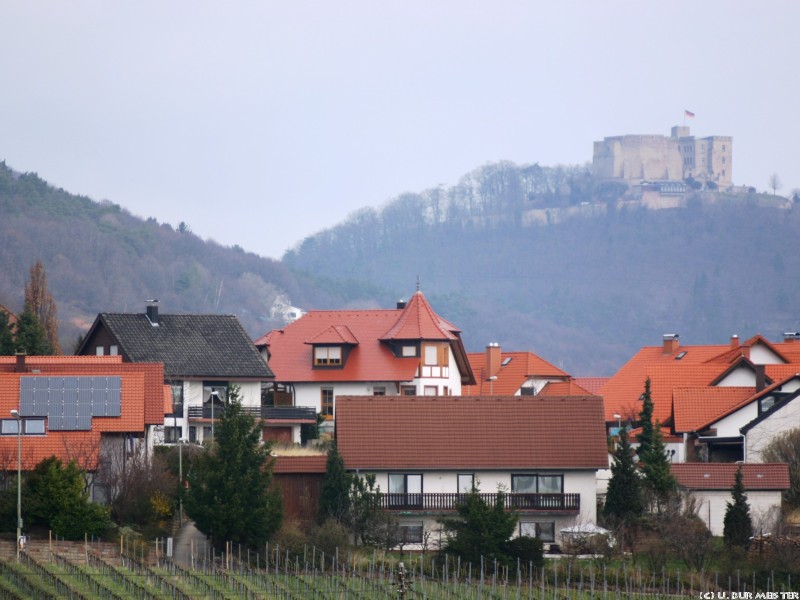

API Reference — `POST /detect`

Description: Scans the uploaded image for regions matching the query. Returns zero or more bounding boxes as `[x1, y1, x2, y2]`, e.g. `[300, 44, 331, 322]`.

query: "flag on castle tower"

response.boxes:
[684, 109, 695, 118]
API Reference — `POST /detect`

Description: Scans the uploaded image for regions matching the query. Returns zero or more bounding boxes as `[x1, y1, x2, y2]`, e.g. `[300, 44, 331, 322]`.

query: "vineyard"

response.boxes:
[0, 538, 794, 599]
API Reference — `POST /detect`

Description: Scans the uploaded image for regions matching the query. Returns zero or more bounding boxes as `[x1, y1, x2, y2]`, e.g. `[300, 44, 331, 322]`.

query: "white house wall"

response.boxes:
[710, 403, 758, 438]
[162, 379, 264, 444]
[362, 468, 597, 548]
[689, 490, 782, 536]
[749, 345, 784, 365]
[716, 367, 755, 387]
[746, 398, 800, 462]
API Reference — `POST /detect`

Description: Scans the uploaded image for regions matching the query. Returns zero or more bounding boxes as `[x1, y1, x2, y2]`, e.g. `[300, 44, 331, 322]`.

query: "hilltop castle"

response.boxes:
[593, 126, 732, 188]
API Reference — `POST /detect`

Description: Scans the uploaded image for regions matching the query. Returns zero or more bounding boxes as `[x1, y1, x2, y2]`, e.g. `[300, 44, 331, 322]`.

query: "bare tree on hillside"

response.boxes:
[769, 173, 783, 196]
[24, 260, 61, 354]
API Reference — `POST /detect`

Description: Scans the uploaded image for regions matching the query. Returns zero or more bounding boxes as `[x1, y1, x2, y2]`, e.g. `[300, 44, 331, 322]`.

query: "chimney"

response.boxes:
[755, 364, 766, 392]
[486, 342, 502, 379]
[15, 350, 26, 373]
[784, 332, 800, 343]
[396, 299, 407, 309]
[662, 333, 680, 355]
[730, 335, 739, 348]
[146, 299, 159, 326]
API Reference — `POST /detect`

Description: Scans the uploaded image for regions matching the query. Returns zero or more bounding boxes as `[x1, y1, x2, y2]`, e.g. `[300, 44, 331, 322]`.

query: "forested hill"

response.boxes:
[2, 157, 798, 376]
[284, 161, 800, 375]
[0, 161, 355, 351]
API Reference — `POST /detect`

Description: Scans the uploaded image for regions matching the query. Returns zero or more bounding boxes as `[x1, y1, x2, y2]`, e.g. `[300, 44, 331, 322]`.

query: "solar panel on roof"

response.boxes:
[19, 376, 122, 431]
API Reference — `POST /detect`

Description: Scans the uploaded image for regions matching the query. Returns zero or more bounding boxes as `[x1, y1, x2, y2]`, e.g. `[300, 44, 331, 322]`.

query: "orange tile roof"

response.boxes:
[260, 291, 473, 384]
[601, 335, 800, 427]
[601, 362, 727, 424]
[0, 356, 164, 470]
[574, 377, 610, 394]
[463, 351, 569, 396]
[671, 463, 789, 490]
[336, 395, 608, 470]
[539, 380, 594, 397]
[672, 387, 755, 433]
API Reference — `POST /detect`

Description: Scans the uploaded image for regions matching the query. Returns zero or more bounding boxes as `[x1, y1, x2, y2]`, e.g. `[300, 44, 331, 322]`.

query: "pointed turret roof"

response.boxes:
[380, 291, 458, 341]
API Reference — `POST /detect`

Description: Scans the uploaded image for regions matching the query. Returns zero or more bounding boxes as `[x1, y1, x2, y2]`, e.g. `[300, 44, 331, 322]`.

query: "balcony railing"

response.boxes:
[380, 492, 580, 512]
[187, 406, 317, 421]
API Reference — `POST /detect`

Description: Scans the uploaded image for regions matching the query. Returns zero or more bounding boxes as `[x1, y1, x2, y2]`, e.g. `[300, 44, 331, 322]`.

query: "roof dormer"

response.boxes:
[305, 325, 359, 369]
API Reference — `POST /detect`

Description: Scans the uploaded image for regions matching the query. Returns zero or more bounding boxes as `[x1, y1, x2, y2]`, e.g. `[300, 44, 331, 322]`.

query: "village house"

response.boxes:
[0, 353, 166, 501]
[335, 394, 607, 550]
[77, 301, 312, 445]
[255, 290, 475, 434]
[671, 463, 789, 535]
[462, 342, 590, 397]
[601, 333, 800, 463]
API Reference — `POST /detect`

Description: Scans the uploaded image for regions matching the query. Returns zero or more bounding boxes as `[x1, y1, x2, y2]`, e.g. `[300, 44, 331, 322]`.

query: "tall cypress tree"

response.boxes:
[723, 465, 753, 548]
[317, 443, 352, 525]
[185, 386, 282, 548]
[636, 377, 676, 511]
[604, 427, 643, 523]
[0, 310, 15, 355]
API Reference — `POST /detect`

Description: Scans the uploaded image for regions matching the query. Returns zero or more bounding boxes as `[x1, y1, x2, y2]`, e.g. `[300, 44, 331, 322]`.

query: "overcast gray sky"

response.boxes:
[2, 2, 797, 259]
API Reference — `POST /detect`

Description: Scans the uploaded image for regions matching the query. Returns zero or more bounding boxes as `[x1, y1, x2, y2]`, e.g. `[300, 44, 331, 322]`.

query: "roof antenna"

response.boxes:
[416, 275, 420, 292]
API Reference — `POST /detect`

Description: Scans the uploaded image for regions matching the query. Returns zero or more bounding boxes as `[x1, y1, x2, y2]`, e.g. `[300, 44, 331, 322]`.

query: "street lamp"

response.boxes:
[613, 413, 622, 431]
[488, 375, 497, 395]
[10, 409, 21, 561]
[210, 390, 220, 442]
[178, 438, 187, 526]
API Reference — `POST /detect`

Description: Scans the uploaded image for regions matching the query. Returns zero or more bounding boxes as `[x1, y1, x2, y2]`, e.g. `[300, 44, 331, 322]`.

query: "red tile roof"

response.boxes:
[672, 387, 755, 433]
[260, 291, 474, 384]
[305, 325, 359, 345]
[671, 463, 789, 490]
[336, 395, 608, 470]
[379, 291, 459, 341]
[463, 351, 569, 396]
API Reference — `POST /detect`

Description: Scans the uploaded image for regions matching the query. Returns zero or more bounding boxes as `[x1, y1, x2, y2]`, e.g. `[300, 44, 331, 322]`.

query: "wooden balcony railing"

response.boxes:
[380, 492, 580, 512]
[187, 406, 317, 421]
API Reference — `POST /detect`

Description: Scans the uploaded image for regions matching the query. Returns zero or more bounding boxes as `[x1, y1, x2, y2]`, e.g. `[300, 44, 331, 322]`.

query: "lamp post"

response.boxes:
[178, 438, 187, 526]
[613, 413, 622, 431]
[488, 375, 497, 395]
[10, 409, 21, 561]
[210, 390, 220, 442]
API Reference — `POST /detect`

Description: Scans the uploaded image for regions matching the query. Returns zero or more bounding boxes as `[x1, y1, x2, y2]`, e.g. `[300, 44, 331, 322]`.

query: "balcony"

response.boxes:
[380, 492, 580, 513]
[187, 406, 317, 422]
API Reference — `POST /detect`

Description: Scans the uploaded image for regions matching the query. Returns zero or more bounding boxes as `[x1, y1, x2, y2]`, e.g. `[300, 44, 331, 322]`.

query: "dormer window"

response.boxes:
[401, 345, 417, 357]
[314, 346, 342, 366]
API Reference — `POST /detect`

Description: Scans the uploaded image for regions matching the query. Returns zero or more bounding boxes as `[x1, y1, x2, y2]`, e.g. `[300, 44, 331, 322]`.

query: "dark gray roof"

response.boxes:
[96, 313, 274, 379]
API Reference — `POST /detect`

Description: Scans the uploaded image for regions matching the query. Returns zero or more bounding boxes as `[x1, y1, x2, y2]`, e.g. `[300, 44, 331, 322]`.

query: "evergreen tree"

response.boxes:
[185, 386, 282, 548]
[604, 427, 643, 523]
[636, 377, 676, 511]
[0, 310, 15, 355]
[14, 305, 53, 355]
[723, 465, 753, 548]
[317, 443, 351, 525]
[441, 487, 519, 567]
[25, 456, 110, 539]
[24, 260, 61, 354]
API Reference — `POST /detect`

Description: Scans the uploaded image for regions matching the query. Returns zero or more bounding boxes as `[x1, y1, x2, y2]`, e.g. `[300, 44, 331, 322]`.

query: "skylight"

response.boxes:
[501, 357, 512, 366]
[675, 351, 687, 360]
